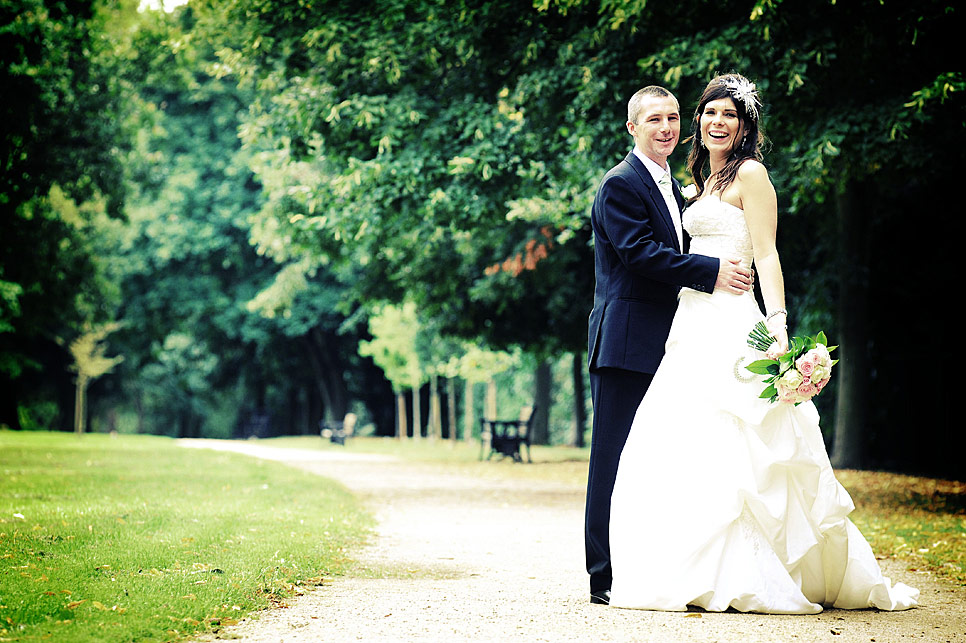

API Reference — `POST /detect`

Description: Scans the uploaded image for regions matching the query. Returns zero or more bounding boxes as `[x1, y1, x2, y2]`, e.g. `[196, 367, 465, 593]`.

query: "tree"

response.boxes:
[192, 0, 598, 359]
[62, 323, 124, 434]
[1, 0, 132, 429]
[100, 3, 382, 438]
[358, 302, 424, 438]
[454, 345, 517, 442]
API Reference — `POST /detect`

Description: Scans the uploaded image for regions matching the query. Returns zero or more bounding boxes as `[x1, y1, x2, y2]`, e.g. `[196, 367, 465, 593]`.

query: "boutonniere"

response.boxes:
[680, 184, 698, 199]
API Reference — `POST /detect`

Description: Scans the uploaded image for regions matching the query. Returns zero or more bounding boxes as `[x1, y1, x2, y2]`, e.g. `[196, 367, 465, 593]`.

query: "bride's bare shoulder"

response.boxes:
[737, 159, 769, 181]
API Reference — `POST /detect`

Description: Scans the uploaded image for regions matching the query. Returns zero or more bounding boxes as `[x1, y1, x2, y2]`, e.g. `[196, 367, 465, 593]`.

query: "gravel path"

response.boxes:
[180, 439, 965, 642]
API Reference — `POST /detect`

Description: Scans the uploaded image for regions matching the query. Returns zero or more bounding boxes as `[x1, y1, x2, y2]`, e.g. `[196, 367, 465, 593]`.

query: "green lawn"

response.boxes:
[0, 431, 372, 642]
[266, 434, 594, 485]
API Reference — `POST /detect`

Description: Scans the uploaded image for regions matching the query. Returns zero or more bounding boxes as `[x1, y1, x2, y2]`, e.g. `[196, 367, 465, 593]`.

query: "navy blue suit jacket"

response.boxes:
[587, 152, 718, 375]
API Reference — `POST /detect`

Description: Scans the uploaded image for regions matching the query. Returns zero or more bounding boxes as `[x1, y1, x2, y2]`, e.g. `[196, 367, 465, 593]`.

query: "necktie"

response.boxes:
[657, 172, 684, 249]
[657, 172, 674, 201]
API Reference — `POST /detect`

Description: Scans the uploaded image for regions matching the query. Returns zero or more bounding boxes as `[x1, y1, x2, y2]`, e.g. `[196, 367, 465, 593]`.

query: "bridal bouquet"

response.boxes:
[745, 321, 838, 404]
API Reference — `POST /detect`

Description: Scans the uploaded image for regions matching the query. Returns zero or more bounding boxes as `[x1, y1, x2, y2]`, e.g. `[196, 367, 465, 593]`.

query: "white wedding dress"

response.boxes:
[608, 195, 919, 613]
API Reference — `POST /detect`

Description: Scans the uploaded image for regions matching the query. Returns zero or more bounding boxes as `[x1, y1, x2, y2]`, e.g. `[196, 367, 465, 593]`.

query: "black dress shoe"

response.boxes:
[590, 589, 611, 605]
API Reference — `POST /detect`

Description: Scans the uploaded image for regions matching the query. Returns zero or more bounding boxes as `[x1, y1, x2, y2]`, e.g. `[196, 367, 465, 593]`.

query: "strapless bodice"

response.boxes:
[683, 195, 754, 268]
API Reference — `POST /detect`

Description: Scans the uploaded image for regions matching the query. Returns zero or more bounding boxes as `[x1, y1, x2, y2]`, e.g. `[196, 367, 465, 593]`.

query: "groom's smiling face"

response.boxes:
[626, 95, 680, 166]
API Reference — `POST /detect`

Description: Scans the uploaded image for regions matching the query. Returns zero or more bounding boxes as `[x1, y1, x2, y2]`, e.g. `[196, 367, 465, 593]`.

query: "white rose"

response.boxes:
[780, 368, 804, 389]
[680, 183, 698, 199]
[776, 381, 802, 404]
[811, 362, 830, 383]
[812, 344, 831, 366]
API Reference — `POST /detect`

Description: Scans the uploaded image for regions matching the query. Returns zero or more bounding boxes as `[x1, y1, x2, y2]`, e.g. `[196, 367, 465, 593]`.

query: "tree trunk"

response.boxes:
[463, 380, 475, 442]
[288, 386, 306, 435]
[447, 377, 458, 441]
[572, 351, 587, 448]
[395, 390, 406, 439]
[411, 386, 422, 440]
[135, 392, 145, 434]
[532, 360, 551, 445]
[0, 379, 22, 430]
[304, 326, 349, 422]
[177, 408, 192, 439]
[485, 379, 497, 419]
[429, 374, 441, 439]
[73, 375, 88, 435]
[306, 379, 323, 436]
[830, 182, 872, 469]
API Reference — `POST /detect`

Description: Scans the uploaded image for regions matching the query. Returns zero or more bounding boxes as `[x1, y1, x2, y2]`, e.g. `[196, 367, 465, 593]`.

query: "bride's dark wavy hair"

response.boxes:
[686, 73, 768, 198]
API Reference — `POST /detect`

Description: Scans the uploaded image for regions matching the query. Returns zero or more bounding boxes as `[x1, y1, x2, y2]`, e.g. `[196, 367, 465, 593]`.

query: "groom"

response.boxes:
[585, 85, 753, 604]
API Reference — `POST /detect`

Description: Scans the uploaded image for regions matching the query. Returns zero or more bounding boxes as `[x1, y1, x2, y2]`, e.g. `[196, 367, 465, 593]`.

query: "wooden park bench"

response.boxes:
[479, 405, 535, 463]
[320, 412, 357, 445]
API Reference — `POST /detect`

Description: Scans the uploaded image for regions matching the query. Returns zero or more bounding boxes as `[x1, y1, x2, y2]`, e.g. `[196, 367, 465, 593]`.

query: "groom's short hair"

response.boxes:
[627, 86, 679, 124]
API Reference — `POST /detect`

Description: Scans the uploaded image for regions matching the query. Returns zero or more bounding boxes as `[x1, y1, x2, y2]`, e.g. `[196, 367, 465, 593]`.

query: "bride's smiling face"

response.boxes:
[700, 97, 744, 156]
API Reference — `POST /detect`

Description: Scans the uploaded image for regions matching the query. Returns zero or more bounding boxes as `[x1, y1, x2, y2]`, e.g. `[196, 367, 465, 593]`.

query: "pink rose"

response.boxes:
[797, 380, 817, 399]
[796, 354, 816, 377]
[815, 377, 830, 391]
[777, 382, 801, 404]
[810, 345, 831, 366]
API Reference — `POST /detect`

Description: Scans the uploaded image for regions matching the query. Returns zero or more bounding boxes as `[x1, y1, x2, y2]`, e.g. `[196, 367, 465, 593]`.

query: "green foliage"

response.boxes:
[65, 323, 125, 383]
[1, 0, 134, 427]
[0, 431, 371, 642]
[358, 302, 423, 393]
[191, 0, 602, 355]
[99, 3, 375, 437]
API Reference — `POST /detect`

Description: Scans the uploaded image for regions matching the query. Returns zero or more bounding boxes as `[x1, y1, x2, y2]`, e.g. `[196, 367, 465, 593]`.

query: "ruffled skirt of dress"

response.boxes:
[608, 289, 919, 613]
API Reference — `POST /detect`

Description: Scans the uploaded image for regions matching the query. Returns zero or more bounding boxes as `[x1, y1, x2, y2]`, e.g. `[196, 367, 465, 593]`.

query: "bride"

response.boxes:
[607, 74, 919, 613]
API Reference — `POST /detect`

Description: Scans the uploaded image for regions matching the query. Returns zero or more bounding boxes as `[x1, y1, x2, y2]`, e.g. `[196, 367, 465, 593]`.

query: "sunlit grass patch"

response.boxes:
[0, 431, 371, 642]
[264, 435, 592, 486]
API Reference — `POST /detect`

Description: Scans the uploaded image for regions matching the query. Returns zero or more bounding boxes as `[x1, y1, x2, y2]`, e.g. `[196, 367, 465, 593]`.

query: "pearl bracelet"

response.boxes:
[766, 309, 788, 329]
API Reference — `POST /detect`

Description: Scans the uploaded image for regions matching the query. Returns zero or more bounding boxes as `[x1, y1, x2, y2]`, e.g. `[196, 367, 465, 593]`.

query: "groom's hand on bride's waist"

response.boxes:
[714, 257, 754, 294]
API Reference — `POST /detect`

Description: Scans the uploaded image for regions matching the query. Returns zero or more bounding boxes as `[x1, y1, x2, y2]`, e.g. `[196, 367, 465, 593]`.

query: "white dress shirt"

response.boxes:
[633, 148, 684, 251]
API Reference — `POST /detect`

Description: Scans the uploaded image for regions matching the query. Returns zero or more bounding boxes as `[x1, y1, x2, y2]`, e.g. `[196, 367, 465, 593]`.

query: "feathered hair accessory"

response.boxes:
[720, 76, 761, 122]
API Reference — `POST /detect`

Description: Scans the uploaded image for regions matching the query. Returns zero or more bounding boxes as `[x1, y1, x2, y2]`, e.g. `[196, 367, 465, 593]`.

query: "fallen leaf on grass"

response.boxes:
[66, 600, 86, 610]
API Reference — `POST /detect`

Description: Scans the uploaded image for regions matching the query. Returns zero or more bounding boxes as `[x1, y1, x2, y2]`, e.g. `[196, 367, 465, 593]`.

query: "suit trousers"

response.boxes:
[585, 367, 653, 593]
